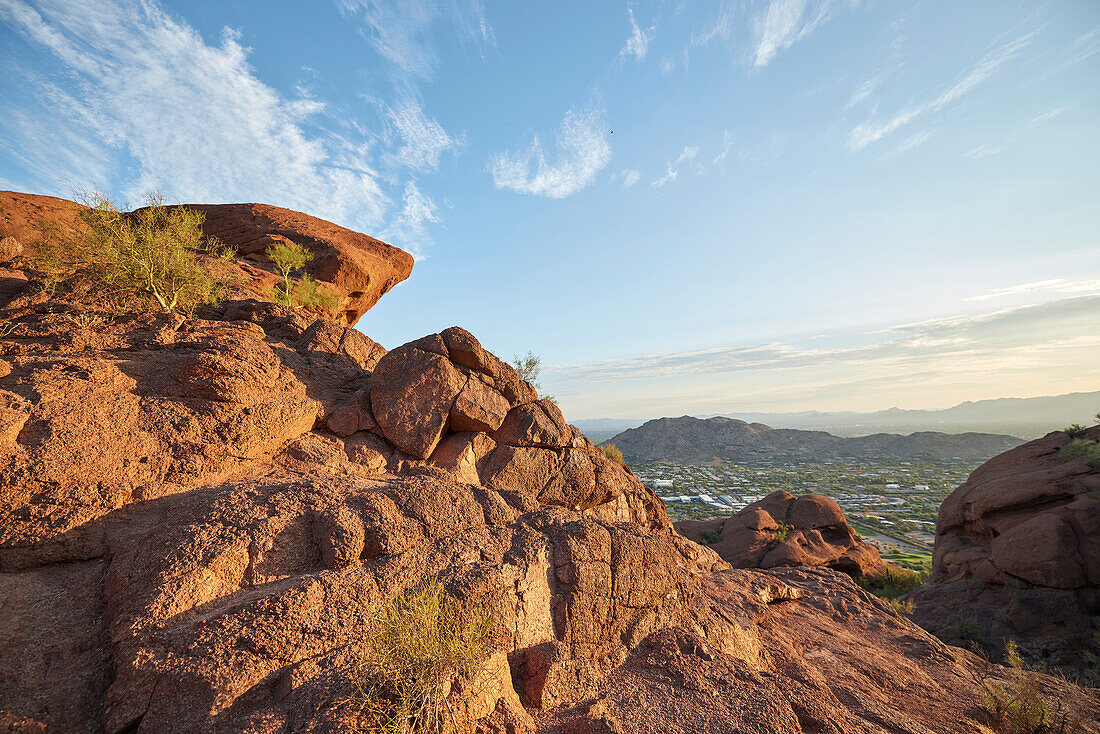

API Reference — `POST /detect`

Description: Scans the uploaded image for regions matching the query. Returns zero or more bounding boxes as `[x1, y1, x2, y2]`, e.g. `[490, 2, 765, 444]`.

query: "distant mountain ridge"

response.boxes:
[605, 416, 1025, 463]
[575, 390, 1097, 440]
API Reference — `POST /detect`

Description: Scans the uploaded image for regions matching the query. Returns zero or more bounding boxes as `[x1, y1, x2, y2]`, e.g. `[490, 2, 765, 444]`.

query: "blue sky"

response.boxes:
[1, 0, 1098, 419]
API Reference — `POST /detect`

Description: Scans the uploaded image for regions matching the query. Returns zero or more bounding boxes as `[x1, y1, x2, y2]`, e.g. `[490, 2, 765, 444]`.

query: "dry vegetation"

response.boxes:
[345, 577, 493, 733]
[979, 641, 1087, 734]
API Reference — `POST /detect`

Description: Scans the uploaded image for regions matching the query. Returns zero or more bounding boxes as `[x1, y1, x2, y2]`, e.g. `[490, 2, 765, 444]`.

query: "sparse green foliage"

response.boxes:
[511, 350, 556, 403]
[860, 564, 928, 600]
[773, 522, 791, 543]
[1060, 439, 1100, 468]
[35, 189, 230, 315]
[346, 577, 493, 734]
[266, 241, 311, 307]
[979, 640, 1086, 733]
[294, 273, 339, 311]
[601, 443, 625, 466]
[701, 526, 723, 545]
[264, 241, 338, 313]
[512, 351, 541, 389]
[888, 597, 916, 615]
[1063, 424, 1087, 438]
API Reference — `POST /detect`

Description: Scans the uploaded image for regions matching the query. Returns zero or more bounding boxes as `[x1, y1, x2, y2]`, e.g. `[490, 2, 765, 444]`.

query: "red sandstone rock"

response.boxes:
[676, 490, 886, 578]
[183, 202, 413, 326]
[908, 427, 1100, 679]
[450, 374, 511, 433]
[0, 191, 414, 327]
[370, 342, 466, 458]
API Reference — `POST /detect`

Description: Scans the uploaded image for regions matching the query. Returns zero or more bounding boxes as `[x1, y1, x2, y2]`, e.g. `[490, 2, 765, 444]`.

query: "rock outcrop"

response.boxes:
[0, 191, 414, 327]
[183, 203, 414, 326]
[677, 490, 886, 578]
[1, 197, 1097, 732]
[908, 427, 1100, 682]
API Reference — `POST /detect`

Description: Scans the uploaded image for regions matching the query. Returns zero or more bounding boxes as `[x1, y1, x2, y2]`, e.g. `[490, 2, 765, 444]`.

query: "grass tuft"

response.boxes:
[345, 576, 493, 734]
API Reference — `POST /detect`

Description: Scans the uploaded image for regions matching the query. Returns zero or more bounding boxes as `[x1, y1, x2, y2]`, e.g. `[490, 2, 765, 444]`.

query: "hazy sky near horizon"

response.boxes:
[1, 0, 1097, 419]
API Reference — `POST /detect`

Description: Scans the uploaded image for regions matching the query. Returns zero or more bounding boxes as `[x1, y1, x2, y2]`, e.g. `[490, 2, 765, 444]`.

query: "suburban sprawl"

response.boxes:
[630, 457, 979, 571]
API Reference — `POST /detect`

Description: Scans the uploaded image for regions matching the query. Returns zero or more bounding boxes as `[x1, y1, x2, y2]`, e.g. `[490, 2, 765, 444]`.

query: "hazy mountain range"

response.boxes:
[575, 390, 1097, 443]
[605, 416, 1024, 464]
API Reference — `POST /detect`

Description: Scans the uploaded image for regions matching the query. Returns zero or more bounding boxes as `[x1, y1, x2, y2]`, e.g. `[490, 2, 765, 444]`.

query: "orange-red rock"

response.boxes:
[908, 427, 1100, 680]
[676, 490, 886, 578]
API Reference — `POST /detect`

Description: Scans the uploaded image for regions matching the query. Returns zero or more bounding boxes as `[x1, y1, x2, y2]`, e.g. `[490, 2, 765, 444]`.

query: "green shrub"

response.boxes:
[889, 598, 916, 615]
[1064, 424, 1087, 438]
[1060, 439, 1100, 468]
[601, 443, 625, 465]
[860, 564, 928, 600]
[773, 522, 791, 543]
[979, 640, 1086, 733]
[265, 241, 338, 313]
[294, 273, 339, 311]
[701, 526, 723, 545]
[36, 189, 230, 314]
[347, 577, 493, 733]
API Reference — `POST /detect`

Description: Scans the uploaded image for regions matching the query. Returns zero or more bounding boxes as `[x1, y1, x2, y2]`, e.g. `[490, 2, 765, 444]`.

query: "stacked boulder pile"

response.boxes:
[1, 190, 1096, 733]
[677, 490, 886, 578]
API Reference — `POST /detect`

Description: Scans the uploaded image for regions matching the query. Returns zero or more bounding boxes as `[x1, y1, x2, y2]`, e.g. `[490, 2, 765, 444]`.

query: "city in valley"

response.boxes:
[628, 457, 979, 573]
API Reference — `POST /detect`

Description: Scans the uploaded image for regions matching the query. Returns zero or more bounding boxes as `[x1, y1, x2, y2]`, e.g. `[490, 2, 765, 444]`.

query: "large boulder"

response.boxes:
[182, 203, 414, 327]
[907, 427, 1100, 680]
[0, 191, 414, 327]
[676, 490, 886, 578]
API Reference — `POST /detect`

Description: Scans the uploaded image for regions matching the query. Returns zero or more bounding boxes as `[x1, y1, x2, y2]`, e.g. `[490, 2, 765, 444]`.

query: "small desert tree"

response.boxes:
[512, 351, 542, 389]
[265, 241, 338, 312]
[266, 241, 312, 306]
[36, 189, 230, 314]
[512, 350, 557, 403]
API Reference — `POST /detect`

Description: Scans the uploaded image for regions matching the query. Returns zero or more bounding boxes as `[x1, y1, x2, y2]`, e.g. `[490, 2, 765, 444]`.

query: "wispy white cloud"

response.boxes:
[687, 1, 856, 69]
[652, 145, 698, 187]
[848, 29, 1039, 152]
[383, 180, 440, 259]
[712, 131, 734, 166]
[615, 169, 641, 188]
[0, 0, 389, 231]
[963, 277, 1100, 302]
[619, 7, 655, 62]
[548, 296, 1100, 416]
[335, 0, 494, 79]
[966, 104, 1068, 159]
[488, 108, 612, 198]
[878, 126, 937, 160]
[751, 0, 853, 68]
[386, 99, 463, 171]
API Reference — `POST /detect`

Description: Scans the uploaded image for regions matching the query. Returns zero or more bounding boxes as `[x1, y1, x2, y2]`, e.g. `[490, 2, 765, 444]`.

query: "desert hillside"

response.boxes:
[607, 415, 1024, 463]
[0, 193, 1096, 733]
